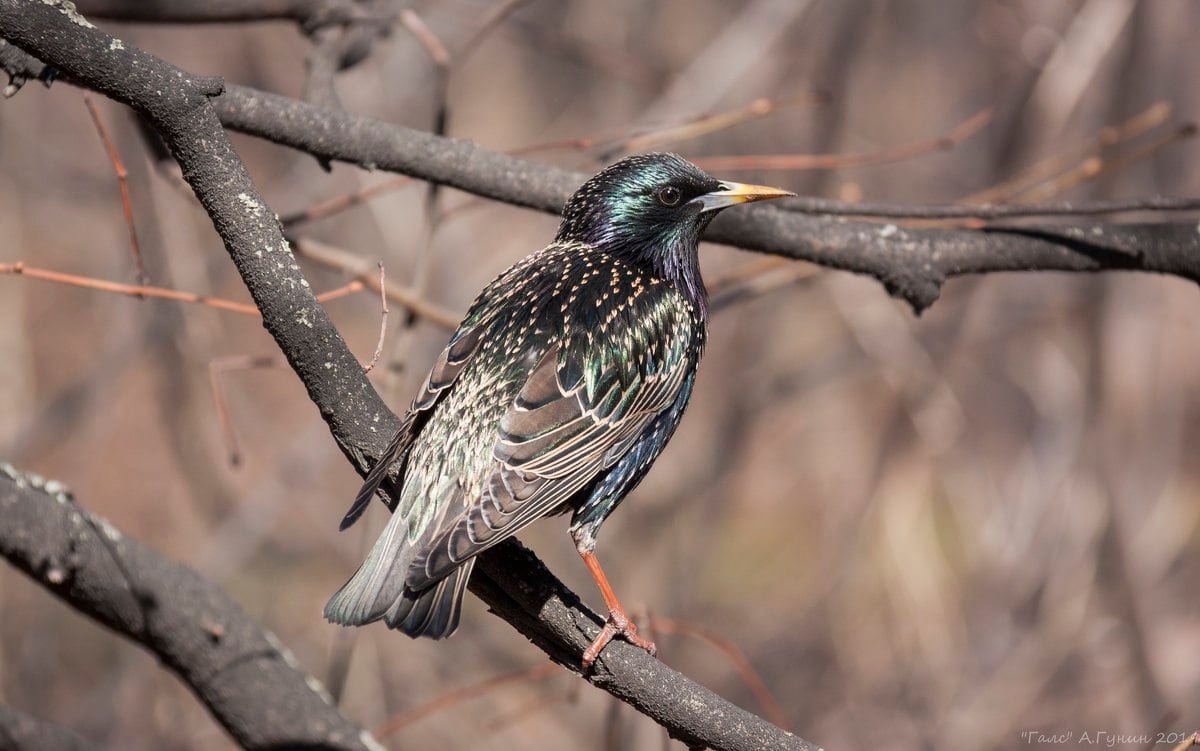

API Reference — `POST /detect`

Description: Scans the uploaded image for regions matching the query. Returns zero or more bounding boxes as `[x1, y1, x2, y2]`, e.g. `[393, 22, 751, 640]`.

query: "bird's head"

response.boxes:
[555, 153, 792, 309]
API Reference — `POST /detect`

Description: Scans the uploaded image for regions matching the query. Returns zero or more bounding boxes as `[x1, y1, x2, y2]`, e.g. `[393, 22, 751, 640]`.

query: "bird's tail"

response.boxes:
[383, 559, 474, 639]
[324, 508, 473, 639]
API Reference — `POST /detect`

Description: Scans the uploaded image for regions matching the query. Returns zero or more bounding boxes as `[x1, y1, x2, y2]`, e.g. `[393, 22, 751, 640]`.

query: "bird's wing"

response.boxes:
[337, 323, 484, 530]
[407, 308, 695, 588]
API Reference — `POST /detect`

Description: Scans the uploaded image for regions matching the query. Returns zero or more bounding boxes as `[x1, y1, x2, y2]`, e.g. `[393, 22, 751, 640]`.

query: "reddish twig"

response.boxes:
[83, 93, 148, 284]
[374, 663, 559, 739]
[362, 262, 388, 374]
[399, 10, 450, 67]
[1010, 122, 1197, 202]
[480, 692, 572, 733]
[292, 238, 460, 329]
[967, 101, 1172, 204]
[1, 261, 260, 314]
[208, 354, 287, 466]
[315, 279, 366, 304]
[455, 0, 532, 65]
[2, 261, 367, 315]
[649, 616, 790, 731]
[280, 176, 416, 227]
[694, 108, 992, 172]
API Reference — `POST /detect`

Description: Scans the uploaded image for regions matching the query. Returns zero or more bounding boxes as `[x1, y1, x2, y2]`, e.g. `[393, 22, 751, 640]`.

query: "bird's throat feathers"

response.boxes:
[562, 212, 712, 316]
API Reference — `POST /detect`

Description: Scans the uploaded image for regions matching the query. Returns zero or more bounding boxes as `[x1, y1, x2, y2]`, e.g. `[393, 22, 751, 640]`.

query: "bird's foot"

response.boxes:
[581, 608, 656, 669]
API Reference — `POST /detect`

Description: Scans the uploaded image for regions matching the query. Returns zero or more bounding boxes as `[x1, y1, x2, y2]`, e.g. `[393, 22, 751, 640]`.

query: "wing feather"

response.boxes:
[337, 323, 484, 530]
[407, 306, 696, 588]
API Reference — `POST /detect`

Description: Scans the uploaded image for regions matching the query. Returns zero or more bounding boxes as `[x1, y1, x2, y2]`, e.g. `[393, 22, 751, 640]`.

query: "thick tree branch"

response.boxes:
[0, 5, 820, 750]
[209, 84, 1200, 313]
[72, 0, 369, 26]
[0, 466, 378, 751]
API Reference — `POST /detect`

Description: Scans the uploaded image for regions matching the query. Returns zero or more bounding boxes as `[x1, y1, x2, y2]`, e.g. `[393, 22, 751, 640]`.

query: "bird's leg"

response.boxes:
[573, 532, 656, 669]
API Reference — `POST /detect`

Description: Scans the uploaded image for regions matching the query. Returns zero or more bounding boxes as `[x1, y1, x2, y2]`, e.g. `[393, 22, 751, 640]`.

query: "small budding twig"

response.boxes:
[362, 262, 388, 374]
[83, 93, 148, 285]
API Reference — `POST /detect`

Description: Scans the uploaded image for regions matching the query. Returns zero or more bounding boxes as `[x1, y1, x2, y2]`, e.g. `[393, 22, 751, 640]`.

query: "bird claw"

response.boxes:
[581, 609, 657, 669]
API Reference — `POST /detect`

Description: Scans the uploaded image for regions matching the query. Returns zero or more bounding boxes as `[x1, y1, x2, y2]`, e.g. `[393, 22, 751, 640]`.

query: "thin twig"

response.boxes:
[1, 261, 260, 314]
[315, 279, 366, 304]
[709, 261, 820, 312]
[83, 92, 147, 284]
[363, 262, 388, 373]
[481, 692, 571, 733]
[280, 175, 415, 227]
[399, 9, 450, 67]
[374, 663, 559, 739]
[650, 616, 790, 731]
[1012, 122, 1197, 202]
[2, 261, 366, 314]
[694, 108, 992, 172]
[966, 100, 1172, 204]
[208, 354, 286, 466]
[455, 0, 531, 65]
[292, 238, 460, 329]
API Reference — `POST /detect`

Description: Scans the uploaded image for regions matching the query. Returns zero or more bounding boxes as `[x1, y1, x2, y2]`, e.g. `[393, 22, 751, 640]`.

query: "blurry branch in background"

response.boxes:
[208, 355, 287, 466]
[202, 81, 1200, 312]
[374, 663, 559, 739]
[968, 100, 1172, 203]
[0, 5, 818, 750]
[648, 616, 790, 730]
[82, 93, 146, 283]
[695, 107, 993, 171]
[292, 237, 460, 328]
[0, 467, 378, 751]
[0, 261, 368, 314]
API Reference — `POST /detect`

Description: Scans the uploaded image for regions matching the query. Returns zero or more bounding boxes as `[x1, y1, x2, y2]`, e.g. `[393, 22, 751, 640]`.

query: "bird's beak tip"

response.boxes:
[694, 181, 794, 212]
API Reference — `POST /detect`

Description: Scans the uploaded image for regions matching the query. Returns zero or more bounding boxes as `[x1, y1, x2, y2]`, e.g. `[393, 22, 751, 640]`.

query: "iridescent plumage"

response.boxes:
[325, 154, 791, 663]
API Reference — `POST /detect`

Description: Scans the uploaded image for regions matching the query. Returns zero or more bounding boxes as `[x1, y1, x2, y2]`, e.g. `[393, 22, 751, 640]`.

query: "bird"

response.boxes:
[324, 153, 793, 667]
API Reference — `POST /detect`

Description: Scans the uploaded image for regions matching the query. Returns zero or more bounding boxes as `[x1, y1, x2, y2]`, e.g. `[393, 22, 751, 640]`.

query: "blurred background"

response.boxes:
[2, 1, 1199, 749]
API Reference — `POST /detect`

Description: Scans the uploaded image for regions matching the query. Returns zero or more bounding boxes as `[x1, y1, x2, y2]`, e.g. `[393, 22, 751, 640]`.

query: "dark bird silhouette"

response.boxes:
[325, 153, 792, 666]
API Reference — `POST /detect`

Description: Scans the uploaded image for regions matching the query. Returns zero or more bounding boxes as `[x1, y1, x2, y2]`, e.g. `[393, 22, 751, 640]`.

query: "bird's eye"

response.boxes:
[657, 186, 682, 206]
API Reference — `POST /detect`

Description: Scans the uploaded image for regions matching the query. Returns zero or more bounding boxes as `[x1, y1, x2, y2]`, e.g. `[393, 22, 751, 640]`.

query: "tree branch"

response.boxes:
[208, 84, 1200, 313]
[0, 466, 377, 751]
[0, 5, 821, 750]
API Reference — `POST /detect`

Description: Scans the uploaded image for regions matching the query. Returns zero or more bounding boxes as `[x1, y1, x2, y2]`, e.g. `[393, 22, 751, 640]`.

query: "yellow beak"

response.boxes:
[692, 181, 795, 213]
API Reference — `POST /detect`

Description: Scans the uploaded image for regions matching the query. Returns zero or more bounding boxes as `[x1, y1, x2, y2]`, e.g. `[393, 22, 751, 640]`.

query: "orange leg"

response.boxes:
[578, 549, 657, 668]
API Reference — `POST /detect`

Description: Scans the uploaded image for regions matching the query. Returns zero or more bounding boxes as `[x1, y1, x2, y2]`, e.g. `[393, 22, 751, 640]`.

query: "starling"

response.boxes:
[325, 153, 792, 666]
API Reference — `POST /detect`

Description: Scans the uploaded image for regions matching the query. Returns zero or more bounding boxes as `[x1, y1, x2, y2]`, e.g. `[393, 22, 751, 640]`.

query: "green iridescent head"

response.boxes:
[555, 153, 792, 308]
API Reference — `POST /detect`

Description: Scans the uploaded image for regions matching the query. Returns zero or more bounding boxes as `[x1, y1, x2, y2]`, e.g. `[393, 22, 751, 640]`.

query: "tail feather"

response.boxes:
[384, 559, 475, 639]
[324, 507, 474, 639]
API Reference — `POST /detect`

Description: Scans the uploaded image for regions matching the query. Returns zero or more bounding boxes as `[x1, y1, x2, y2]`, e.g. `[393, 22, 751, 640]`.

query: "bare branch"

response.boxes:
[0, 465, 377, 750]
[207, 84, 1200, 313]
